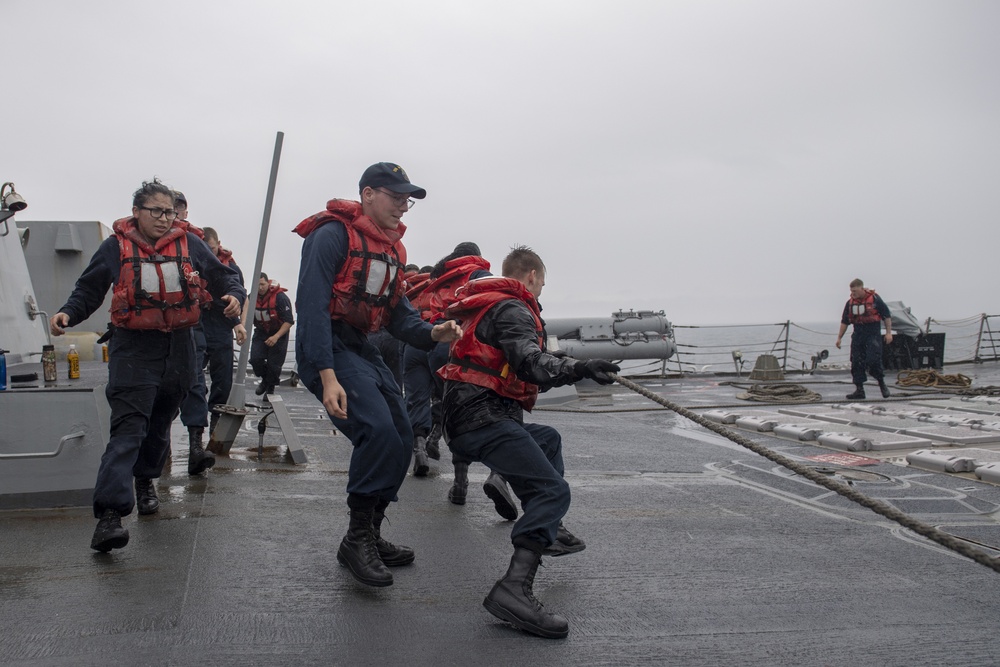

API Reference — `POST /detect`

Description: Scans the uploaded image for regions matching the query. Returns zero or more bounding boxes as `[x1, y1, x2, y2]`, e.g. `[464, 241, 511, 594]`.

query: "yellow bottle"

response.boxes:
[67, 344, 80, 380]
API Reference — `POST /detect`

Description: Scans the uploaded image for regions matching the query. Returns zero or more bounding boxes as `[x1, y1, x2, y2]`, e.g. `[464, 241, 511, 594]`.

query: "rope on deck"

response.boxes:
[727, 382, 823, 403]
[611, 373, 1000, 575]
[896, 369, 972, 388]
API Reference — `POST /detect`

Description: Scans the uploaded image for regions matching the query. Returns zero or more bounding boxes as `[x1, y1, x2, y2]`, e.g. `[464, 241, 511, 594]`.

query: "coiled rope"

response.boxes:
[611, 373, 1000, 574]
[897, 369, 972, 388]
[730, 382, 823, 403]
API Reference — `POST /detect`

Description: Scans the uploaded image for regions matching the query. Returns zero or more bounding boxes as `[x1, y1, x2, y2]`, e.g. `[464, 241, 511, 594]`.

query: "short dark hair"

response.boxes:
[502, 245, 544, 279]
[132, 178, 175, 209]
[850, 278, 864, 288]
[202, 227, 220, 243]
[260, 272, 269, 281]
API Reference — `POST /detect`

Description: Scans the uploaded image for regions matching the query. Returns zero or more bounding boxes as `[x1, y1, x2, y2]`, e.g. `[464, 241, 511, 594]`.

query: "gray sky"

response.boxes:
[5, 1, 997, 325]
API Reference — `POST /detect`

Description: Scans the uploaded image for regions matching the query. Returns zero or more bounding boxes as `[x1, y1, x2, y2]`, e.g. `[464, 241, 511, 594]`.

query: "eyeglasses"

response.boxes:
[376, 189, 415, 210]
[139, 206, 178, 221]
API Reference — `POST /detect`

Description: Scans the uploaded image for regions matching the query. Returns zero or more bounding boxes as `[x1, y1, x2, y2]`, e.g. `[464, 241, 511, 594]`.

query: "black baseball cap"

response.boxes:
[359, 162, 426, 199]
[173, 190, 187, 206]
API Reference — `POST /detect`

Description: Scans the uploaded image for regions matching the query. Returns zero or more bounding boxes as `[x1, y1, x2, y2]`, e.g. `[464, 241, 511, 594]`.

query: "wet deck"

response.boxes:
[3, 365, 1000, 666]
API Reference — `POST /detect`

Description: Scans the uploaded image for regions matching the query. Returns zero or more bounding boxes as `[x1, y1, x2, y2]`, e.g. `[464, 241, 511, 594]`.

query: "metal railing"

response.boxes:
[646, 313, 1000, 378]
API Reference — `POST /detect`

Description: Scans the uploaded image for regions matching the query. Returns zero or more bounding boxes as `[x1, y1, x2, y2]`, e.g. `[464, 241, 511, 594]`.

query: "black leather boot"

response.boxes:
[372, 503, 415, 566]
[336, 508, 393, 587]
[543, 523, 587, 557]
[91, 509, 129, 552]
[188, 427, 215, 476]
[846, 385, 866, 400]
[483, 471, 518, 521]
[483, 546, 569, 639]
[412, 435, 429, 477]
[878, 378, 890, 398]
[425, 422, 442, 460]
[448, 462, 469, 505]
[134, 477, 159, 515]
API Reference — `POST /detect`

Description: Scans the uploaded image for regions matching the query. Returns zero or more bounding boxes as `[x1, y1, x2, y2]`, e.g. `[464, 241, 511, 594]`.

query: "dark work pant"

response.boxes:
[203, 318, 235, 410]
[250, 331, 289, 390]
[403, 341, 449, 438]
[850, 330, 885, 386]
[93, 328, 195, 518]
[306, 345, 413, 503]
[448, 420, 569, 548]
[179, 325, 208, 428]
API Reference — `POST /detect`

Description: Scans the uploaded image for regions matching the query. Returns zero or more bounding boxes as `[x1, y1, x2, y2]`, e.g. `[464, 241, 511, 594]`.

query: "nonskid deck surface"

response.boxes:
[3, 365, 1000, 665]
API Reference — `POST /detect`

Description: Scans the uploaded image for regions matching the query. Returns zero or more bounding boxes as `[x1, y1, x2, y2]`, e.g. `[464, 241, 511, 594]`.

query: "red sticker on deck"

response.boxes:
[806, 453, 881, 466]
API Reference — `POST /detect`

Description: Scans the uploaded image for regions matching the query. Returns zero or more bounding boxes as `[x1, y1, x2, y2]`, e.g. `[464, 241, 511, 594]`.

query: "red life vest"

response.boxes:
[215, 246, 234, 266]
[848, 289, 882, 325]
[109, 217, 211, 332]
[415, 256, 491, 323]
[437, 277, 543, 411]
[293, 199, 407, 333]
[255, 283, 289, 334]
[404, 273, 433, 319]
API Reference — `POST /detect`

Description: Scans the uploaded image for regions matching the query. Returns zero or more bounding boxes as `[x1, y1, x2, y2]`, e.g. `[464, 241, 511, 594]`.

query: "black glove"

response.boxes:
[574, 359, 620, 385]
[550, 349, 570, 359]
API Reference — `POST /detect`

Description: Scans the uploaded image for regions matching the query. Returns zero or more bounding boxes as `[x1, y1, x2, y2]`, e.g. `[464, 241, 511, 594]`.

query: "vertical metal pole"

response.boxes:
[228, 131, 284, 409]
[975, 313, 986, 364]
[781, 320, 790, 370]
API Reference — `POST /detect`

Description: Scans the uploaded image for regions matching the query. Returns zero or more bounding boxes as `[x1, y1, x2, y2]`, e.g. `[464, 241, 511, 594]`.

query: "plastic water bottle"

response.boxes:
[0, 348, 7, 391]
[67, 344, 80, 380]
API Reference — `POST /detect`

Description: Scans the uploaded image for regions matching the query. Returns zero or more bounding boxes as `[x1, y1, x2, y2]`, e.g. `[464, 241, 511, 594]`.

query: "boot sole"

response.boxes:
[188, 457, 216, 476]
[448, 488, 467, 505]
[91, 530, 129, 553]
[137, 503, 159, 516]
[542, 542, 586, 557]
[336, 550, 393, 587]
[482, 597, 569, 639]
[483, 482, 518, 521]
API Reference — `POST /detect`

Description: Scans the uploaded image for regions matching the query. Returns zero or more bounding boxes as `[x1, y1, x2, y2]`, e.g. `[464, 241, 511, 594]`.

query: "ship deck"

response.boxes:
[3, 363, 1000, 666]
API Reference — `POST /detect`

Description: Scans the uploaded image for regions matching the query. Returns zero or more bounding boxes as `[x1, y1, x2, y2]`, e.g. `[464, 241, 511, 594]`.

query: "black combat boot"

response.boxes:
[483, 546, 569, 639]
[542, 523, 587, 557]
[846, 384, 866, 400]
[91, 509, 129, 552]
[483, 471, 518, 521]
[878, 378, 891, 398]
[448, 462, 469, 505]
[336, 508, 393, 587]
[425, 422, 442, 460]
[188, 427, 215, 476]
[372, 502, 415, 566]
[412, 435, 430, 477]
[134, 477, 159, 515]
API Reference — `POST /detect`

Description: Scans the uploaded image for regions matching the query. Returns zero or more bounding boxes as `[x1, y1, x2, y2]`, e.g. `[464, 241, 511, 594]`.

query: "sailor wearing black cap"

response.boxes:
[293, 163, 462, 588]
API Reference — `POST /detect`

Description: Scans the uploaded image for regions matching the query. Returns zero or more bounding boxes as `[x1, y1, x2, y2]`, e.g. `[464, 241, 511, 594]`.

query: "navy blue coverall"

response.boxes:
[178, 259, 243, 430]
[442, 299, 586, 551]
[250, 289, 294, 393]
[842, 294, 892, 386]
[58, 233, 245, 518]
[296, 221, 437, 509]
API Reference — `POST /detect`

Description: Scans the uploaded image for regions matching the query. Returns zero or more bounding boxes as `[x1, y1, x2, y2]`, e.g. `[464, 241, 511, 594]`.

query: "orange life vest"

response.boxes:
[848, 289, 882, 325]
[109, 217, 211, 332]
[437, 277, 543, 411]
[255, 283, 289, 334]
[412, 256, 491, 323]
[293, 199, 407, 333]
